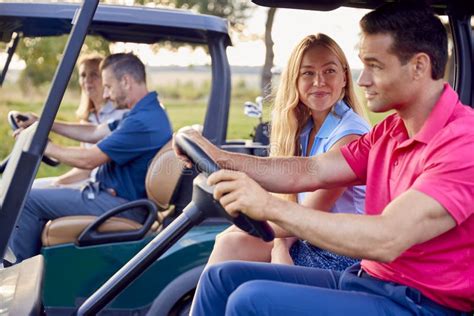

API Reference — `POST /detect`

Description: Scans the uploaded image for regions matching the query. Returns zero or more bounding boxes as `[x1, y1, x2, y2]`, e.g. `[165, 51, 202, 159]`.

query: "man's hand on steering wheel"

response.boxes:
[172, 126, 213, 169]
[174, 131, 275, 241]
[208, 169, 274, 222]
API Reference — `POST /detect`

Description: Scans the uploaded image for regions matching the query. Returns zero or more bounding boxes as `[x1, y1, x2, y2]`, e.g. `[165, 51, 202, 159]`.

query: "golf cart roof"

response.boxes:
[252, 0, 474, 15]
[0, 2, 231, 45]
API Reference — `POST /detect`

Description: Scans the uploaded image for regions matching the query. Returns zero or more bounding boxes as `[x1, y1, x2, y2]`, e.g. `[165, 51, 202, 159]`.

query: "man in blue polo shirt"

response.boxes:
[8, 53, 172, 263]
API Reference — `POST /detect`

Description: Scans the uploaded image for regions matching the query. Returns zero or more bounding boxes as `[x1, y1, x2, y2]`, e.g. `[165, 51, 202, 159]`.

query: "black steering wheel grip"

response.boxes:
[8, 111, 60, 167]
[175, 132, 275, 242]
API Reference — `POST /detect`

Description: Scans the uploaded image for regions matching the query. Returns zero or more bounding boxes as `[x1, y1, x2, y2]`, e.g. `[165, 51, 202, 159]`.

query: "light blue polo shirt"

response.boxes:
[96, 92, 173, 201]
[298, 100, 370, 214]
[87, 100, 129, 125]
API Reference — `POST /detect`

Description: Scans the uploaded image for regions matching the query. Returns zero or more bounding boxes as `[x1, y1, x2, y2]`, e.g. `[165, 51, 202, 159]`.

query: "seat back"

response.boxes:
[145, 140, 185, 210]
[42, 139, 186, 247]
[146, 125, 203, 216]
[42, 135, 196, 247]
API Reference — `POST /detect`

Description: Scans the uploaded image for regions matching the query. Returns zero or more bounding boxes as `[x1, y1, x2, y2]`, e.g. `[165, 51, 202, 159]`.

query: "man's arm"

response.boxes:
[45, 142, 110, 169]
[174, 130, 360, 193]
[299, 134, 362, 211]
[50, 121, 111, 143]
[267, 134, 362, 238]
[221, 151, 357, 194]
[210, 170, 456, 262]
[271, 189, 455, 262]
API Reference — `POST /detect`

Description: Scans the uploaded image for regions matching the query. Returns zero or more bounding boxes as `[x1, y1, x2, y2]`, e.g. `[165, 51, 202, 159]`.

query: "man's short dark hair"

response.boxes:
[360, 2, 447, 80]
[101, 53, 146, 84]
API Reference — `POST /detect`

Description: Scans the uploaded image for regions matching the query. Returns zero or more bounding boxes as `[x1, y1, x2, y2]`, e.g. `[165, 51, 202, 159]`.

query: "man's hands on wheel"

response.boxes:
[208, 169, 273, 221]
[173, 128, 275, 222]
[172, 126, 212, 168]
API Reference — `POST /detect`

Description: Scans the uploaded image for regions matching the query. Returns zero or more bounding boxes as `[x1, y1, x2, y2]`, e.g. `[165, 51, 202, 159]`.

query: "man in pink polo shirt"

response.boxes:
[176, 2, 474, 315]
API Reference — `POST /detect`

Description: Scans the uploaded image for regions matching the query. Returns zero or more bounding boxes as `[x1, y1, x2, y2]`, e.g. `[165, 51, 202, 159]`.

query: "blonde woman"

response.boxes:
[208, 34, 370, 271]
[33, 54, 128, 188]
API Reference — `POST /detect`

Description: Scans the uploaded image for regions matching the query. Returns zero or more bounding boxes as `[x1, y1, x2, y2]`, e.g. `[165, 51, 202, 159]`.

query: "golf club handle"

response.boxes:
[76, 202, 203, 316]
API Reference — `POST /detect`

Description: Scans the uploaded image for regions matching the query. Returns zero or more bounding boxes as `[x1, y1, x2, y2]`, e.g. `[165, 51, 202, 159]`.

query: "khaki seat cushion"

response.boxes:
[42, 136, 187, 247]
[41, 215, 143, 246]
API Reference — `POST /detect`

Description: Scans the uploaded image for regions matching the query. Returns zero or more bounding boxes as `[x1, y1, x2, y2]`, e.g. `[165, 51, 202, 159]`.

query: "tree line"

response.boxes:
[9, 0, 277, 97]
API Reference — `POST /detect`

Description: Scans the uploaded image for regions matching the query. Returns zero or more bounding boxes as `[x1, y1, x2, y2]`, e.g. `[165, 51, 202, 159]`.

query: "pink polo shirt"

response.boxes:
[341, 84, 474, 312]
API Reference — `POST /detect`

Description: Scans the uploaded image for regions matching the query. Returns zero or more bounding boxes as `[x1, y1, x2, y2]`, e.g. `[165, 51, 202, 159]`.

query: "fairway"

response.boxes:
[0, 84, 385, 179]
[0, 88, 269, 178]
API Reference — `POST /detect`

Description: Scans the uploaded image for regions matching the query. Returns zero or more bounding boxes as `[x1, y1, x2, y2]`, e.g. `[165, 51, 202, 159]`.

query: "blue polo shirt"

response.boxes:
[96, 92, 172, 201]
[298, 100, 370, 213]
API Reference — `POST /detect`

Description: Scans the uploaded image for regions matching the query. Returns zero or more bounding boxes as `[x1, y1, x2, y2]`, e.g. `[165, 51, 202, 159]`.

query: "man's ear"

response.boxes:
[120, 74, 132, 89]
[411, 53, 430, 80]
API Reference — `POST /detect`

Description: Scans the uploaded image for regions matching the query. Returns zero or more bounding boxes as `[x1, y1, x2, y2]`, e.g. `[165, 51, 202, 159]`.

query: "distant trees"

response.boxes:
[16, 36, 109, 90]
[134, 0, 252, 31]
[135, 0, 278, 98]
[261, 7, 277, 98]
[13, 0, 276, 98]
[14, 0, 251, 90]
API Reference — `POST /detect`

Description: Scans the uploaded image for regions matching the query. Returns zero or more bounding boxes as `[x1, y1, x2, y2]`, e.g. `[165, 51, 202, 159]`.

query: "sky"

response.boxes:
[228, 6, 369, 68]
[112, 6, 369, 69]
[2, 4, 369, 70]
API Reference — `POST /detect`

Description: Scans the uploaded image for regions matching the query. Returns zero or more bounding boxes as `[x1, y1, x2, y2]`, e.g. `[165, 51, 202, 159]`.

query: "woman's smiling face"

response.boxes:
[297, 45, 347, 115]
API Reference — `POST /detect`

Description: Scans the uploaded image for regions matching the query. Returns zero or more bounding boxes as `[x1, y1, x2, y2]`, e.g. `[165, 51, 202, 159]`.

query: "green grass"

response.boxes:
[367, 111, 393, 126]
[0, 85, 388, 179]
[0, 90, 266, 178]
[163, 99, 265, 140]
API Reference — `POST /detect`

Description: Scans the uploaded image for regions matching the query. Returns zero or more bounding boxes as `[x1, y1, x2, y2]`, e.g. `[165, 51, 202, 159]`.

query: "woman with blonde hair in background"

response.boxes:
[207, 33, 370, 271]
[33, 54, 128, 188]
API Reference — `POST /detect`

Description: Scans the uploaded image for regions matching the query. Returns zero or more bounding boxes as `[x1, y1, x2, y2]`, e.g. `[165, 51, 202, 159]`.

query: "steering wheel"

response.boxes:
[8, 111, 60, 167]
[175, 132, 275, 242]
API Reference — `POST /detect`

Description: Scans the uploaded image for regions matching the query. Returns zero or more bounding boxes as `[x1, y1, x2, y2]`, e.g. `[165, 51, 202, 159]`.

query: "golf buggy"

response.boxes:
[1, 0, 472, 315]
[73, 0, 474, 315]
[0, 1, 270, 315]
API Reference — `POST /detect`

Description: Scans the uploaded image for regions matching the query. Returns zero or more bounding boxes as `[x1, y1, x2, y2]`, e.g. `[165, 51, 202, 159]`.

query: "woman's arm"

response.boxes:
[269, 134, 363, 263]
[53, 168, 92, 186]
[16, 112, 111, 143]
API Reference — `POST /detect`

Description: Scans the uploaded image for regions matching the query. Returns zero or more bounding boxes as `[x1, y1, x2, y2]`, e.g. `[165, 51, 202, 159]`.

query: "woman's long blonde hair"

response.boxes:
[270, 33, 366, 201]
[75, 54, 104, 121]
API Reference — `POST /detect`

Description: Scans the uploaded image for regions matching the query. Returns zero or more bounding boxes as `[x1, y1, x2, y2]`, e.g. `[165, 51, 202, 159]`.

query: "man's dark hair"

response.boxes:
[360, 2, 447, 80]
[101, 53, 146, 84]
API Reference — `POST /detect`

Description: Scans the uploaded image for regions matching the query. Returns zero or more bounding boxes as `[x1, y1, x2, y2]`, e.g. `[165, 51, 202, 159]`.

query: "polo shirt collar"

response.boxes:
[413, 83, 458, 144]
[300, 100, 350, 139]
[130, 91, 158, 114]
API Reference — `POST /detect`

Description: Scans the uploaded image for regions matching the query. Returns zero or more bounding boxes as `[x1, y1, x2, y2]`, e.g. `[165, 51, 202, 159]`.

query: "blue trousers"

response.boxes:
[8, 182, 141, 263]
[191, 261, 465, 316]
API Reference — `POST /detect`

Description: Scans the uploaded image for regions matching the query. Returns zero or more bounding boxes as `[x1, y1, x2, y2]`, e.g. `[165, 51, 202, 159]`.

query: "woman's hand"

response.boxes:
[15, 112, 38, 129]
[271, 237, 297, 265]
